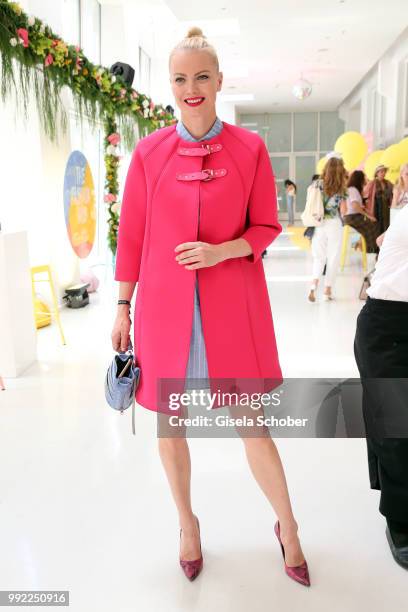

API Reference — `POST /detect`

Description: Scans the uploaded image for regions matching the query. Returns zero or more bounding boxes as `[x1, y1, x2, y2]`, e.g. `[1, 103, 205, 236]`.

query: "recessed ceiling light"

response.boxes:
[318, 48, 329, 52]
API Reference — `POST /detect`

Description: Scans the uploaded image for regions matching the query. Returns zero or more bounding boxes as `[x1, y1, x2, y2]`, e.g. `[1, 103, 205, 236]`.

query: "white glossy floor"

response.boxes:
[1, 226, 406, 611]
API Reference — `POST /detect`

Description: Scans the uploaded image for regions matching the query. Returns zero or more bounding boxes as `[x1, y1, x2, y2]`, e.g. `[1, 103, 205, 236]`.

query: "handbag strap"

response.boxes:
[132, 393, 136, 436]
[118, 337, 133, 356]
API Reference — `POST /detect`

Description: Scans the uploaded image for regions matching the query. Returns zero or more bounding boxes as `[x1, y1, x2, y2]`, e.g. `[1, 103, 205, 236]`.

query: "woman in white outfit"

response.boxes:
[308, 157, 347, 302]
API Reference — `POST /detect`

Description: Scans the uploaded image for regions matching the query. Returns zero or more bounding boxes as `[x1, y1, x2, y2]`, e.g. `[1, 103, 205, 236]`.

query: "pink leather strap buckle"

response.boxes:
[177, 143, 223, 156]
[176, 168, 227, 181]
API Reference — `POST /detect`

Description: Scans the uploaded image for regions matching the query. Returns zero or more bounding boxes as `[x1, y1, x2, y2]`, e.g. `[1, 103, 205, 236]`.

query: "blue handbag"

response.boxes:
[105, 339, 140, 435]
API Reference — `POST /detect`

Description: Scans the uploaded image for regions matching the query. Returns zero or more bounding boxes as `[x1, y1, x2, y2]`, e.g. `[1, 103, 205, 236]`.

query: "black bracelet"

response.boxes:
[118, 299, 131, 306]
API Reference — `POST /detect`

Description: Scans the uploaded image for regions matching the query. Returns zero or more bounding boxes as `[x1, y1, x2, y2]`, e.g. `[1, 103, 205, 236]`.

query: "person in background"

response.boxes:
[364, 164, 393, 234]
[284, 179, 297, 226]
[306, 173, 328, 274]
[354, 203, 408, 570]
[342, 170, 380, 267]
[308, 156, 347, 302]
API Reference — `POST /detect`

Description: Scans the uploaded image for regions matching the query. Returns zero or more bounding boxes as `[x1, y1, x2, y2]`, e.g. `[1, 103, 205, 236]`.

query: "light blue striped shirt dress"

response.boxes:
[176, 117, 224, 390]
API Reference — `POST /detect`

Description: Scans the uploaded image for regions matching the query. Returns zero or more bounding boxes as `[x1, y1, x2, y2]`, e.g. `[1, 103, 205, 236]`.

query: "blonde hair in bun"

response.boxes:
[187, 26, 205, 38]
[169, 26, 219, 71]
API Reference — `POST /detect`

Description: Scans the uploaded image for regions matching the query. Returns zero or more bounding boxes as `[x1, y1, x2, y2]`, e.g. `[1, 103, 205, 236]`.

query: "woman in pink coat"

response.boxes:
[111, 27, 310, 586]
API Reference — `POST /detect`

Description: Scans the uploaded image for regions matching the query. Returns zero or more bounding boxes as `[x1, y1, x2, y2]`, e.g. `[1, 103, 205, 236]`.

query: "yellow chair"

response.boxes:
[33, 297, 52, 329]
[340, 225, 367, 272]
[30, 265, 66, 345]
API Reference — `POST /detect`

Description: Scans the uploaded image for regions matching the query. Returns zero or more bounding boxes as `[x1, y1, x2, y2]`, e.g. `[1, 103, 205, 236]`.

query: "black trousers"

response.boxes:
[354, 296, 408, 524]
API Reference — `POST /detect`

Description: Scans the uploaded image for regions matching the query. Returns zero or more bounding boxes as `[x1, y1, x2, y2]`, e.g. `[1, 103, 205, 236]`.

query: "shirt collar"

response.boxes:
[176, 117, 223, 142]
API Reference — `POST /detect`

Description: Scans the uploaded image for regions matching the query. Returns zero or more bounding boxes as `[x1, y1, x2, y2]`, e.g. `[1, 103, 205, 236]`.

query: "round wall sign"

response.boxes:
[63, 150, 96, 258]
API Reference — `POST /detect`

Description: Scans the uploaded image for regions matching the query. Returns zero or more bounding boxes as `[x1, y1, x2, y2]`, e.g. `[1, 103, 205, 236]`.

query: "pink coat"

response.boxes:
[114, 121, 283, 414]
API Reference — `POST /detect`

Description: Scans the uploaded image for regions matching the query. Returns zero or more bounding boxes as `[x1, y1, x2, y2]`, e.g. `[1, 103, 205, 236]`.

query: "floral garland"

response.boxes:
[104, 116, 122, 254]
[0, 0, 177, 255]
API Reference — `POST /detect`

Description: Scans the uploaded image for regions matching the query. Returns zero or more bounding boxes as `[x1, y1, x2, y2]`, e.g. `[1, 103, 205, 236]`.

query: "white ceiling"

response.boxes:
[162, 0, 408, 113]
[101, 0, 408, 113]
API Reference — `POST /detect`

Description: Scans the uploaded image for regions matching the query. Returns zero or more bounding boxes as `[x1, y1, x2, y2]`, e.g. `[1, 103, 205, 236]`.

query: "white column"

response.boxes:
[0, 231, 37, 377]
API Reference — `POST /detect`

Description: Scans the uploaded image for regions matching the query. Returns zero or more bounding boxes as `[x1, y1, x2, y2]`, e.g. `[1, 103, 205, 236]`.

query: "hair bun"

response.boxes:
[186, 26, 205, 39]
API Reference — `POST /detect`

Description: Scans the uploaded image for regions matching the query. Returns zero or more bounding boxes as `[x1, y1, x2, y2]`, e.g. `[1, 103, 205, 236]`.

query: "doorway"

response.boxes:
[270, 153, 317, 222]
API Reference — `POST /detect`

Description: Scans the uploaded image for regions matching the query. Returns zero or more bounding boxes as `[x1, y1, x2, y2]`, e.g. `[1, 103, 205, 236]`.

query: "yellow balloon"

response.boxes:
[386, 169, 400, 185]
[398, 137, 408, 161]
[316, 156, 327, 174]
[381, 143, 403, 168]
[335, 131, 368, 171]
[364, 150, 384, 180]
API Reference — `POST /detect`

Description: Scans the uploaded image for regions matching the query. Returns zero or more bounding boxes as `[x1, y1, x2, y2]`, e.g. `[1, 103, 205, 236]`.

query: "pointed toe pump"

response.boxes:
[179, 516, 203, 581]
[274, 521, 310, 587]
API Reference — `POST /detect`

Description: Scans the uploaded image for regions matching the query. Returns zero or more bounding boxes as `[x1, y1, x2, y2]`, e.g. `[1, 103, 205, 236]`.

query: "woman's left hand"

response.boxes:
[175, 241, 227, 270]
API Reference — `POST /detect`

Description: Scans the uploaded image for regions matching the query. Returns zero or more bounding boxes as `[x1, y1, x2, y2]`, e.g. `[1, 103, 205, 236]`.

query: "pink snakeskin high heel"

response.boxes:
[179, 515, 203, 581]
[274, 521, 310, 587]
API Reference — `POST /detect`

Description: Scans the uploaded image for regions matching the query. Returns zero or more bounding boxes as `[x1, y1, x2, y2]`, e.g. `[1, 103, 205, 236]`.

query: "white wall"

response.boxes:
[0, 83, 80, 299]
[339, 28, 408, 148]
[20, 0, 81, 47]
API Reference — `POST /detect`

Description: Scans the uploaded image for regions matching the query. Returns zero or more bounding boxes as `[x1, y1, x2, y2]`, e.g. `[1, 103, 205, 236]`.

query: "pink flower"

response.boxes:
[131, 91, 138, 99]
[107, 133, 121, 146]
[104, 193, 116, 204]
[75, 45, 80, 53]
[44, 54, 54, 67]
[150, 101, 155, 110]
[17, 28, 29, 48]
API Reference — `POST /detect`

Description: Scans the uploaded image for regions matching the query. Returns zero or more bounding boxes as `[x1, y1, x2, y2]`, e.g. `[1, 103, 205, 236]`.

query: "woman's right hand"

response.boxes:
[111, 310, 131, 352]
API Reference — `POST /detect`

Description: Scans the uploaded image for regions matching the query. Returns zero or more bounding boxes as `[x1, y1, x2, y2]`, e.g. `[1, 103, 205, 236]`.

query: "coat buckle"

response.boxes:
[202, 168, 214, 181]
[201, 143, 222, 154]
